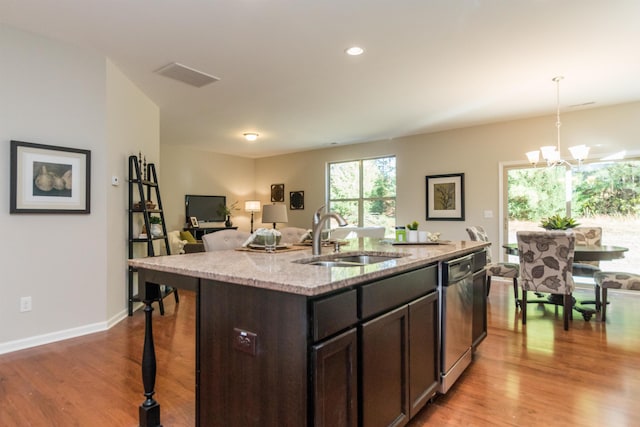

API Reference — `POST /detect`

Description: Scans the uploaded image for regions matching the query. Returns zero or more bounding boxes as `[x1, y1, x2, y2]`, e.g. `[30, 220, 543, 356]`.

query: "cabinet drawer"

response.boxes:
[312, 289, 358, 342]
[360, 265, 437, 319]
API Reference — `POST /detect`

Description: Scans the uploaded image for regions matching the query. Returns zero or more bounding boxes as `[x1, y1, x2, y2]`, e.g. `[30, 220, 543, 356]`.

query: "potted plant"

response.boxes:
[406, 221, 419, 243]
[148, 215, 163, 237]
[218, 201, 239, 227]
[539, 214, 580, 230]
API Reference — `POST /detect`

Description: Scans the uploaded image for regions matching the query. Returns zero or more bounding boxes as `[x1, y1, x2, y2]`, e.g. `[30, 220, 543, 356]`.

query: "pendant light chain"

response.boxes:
[554, 76, 563, 154]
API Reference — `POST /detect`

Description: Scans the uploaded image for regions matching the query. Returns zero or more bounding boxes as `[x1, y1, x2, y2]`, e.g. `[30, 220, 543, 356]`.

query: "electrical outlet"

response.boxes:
[233, 328, 257, 356]
[20, 296, 32, 312]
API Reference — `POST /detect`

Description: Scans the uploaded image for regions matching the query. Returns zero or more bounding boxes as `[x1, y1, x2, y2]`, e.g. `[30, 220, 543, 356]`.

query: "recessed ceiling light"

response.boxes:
[345, 46, 364, 56]
[243, 132, 259, 142]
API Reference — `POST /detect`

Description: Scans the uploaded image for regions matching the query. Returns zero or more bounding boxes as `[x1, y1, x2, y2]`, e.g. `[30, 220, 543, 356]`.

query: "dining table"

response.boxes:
[502, 243, 628, 262]
[502, 242, 629, 321]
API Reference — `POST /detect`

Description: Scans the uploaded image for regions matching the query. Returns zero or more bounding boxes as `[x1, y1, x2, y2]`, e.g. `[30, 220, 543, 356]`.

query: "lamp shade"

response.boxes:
[244, 200, 261, 212]
[262, 204, 288, 228]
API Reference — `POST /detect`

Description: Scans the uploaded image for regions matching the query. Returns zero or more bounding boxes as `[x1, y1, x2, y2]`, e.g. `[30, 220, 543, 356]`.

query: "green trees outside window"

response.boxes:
[328, 156, 396, 237]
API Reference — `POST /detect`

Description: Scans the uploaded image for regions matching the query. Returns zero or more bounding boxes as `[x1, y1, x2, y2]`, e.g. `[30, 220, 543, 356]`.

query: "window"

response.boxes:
[505, 159, 640, 274]
[328, 156, 396, 237]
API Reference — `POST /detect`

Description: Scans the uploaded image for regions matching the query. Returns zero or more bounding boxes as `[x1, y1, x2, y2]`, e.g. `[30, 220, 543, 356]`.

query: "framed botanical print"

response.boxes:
[425, 173, 464, 221]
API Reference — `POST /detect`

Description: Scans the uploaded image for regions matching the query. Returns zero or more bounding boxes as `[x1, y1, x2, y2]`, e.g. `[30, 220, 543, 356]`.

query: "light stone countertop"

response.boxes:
[129, 239, 490, 296]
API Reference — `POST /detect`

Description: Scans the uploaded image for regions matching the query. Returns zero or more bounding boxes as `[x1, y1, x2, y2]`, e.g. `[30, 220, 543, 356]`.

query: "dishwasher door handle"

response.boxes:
[445, 254, 474, 283]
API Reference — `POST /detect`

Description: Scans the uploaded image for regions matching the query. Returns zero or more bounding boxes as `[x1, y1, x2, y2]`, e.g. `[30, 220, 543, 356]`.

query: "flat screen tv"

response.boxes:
[185, 195, 226, 223]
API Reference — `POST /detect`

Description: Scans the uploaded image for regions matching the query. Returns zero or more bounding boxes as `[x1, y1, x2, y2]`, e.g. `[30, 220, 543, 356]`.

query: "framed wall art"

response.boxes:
[270, 183, 284, 202]
[10, 140, 91, 214]
[425, 173, 464, 221]
[290, 191, 304, 210]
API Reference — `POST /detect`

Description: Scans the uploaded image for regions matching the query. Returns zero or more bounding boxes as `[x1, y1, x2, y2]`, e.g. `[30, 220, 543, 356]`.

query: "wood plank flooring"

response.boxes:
[1, 281, 639, 426]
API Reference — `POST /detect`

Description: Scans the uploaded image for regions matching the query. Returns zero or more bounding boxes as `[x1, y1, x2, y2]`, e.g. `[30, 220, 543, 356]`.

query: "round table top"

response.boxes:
[502, 243, 628, 262]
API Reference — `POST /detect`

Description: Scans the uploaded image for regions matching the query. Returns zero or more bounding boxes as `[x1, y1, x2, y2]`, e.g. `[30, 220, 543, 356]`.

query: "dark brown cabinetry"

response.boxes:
[312, 328, 358, 427]
[362, 305, 410, 427]
[408, 292, 439, 416]
[361, 267, 439, 427]
[194, 261, 456, 427]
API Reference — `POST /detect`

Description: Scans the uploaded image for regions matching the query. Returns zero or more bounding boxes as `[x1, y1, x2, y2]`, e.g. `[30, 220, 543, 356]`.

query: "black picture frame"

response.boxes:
[425, 173, 464, 221]
[10, 140, 91, 214]
[290, 191, 304, 210]
[271, 183, 284, 202]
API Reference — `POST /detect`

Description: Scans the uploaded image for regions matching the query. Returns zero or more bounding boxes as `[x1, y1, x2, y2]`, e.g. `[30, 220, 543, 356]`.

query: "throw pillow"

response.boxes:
[180, 230, 198, 243]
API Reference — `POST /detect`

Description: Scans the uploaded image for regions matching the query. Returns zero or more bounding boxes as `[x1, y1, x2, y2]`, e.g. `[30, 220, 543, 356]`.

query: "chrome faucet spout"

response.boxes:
[312, 208, 347, 256]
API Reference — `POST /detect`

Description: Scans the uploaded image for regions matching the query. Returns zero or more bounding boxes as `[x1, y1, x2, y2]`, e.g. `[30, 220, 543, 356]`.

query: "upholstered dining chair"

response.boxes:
[594, 272, 640, 321]
[279, 227, 309, 244]
[466, 226, 520, 307]
[203, 229, 252, 251]
[572, 227, 603, 310]
[517, 230, 576, 331]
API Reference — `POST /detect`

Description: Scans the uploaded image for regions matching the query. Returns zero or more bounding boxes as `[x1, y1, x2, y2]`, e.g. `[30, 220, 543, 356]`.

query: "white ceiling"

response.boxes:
[2, 0, 640, 158]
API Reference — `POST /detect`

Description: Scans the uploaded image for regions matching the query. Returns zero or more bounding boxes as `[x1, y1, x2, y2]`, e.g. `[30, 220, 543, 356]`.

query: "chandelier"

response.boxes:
[526, 76, 589, 167]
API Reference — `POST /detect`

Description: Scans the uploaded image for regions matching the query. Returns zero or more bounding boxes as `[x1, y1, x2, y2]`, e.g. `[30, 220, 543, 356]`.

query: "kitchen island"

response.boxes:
[129, 239, 489, 427]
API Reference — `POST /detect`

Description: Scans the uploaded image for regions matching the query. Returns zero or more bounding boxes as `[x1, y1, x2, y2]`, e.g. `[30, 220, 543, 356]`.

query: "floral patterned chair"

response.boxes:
[466, 226, 520, 307]
[517, 230, 576, 331]
[594, 272, 640, 321]
[572, 227, 603, 310]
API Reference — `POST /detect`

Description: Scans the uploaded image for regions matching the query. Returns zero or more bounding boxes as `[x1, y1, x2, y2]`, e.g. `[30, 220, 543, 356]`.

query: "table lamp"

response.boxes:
[262, 204, 288, 229]
[244, 200, 261, 233]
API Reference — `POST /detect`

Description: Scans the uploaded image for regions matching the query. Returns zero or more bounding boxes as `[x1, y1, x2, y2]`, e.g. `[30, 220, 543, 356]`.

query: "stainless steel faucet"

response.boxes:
[312, 205, 347, 255]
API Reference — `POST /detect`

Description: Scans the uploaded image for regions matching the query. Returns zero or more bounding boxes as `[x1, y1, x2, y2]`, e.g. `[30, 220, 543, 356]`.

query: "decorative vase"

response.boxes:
[150, 223, 163, 237]
[225, 216, 232, 227]
[407, 230, 418, 243]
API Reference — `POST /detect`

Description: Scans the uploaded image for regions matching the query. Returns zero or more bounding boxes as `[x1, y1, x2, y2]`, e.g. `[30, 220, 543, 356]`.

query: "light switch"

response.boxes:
[483, 210, 493, 218]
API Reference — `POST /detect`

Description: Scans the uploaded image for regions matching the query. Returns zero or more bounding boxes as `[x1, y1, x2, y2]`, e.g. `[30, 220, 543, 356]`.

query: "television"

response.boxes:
[185, 195, 226, 223]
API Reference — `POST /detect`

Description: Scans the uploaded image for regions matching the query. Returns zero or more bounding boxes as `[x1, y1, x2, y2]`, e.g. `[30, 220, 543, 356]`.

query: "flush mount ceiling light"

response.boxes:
[243, 132, 259, 142]
[526, 76, 590, 168]
[345, 46, 364, 56]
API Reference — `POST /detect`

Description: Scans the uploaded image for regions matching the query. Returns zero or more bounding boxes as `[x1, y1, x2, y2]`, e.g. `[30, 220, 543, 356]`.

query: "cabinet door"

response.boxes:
[362, 305, 409, 427]
[312, 328, 358, 427]
[472, 269, 488, 350]
[408, 292, 439, 417]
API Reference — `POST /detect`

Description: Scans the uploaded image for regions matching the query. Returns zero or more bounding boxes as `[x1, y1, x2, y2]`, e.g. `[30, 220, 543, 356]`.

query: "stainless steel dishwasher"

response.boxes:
[439, 253, 474, 393]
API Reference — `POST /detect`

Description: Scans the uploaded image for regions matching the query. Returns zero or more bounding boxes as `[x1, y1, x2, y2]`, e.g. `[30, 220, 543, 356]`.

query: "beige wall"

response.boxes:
[106, 60, 160, 321]
[159, 145, 256, 233]
[0, 25, 159, 353]
[254, 102, 640, 260]
[0, 25, 108, 351]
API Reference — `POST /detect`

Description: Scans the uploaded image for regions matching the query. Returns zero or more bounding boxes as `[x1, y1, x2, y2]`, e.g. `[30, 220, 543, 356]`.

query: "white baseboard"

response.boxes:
[0, 307, 131, 355]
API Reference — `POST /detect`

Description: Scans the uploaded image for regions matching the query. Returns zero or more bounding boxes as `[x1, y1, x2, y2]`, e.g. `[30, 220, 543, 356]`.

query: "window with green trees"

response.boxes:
[328, 156, 396, 237]
[506, 159, 640, 273]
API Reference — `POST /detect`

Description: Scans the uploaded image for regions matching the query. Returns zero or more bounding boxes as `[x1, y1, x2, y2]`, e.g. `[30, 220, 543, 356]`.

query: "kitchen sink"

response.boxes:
[295, 252, 406, 267]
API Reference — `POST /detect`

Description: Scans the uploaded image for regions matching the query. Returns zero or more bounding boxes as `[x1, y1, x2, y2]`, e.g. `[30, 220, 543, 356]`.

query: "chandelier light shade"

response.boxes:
[244, 200, 261, 233]
[526, 76, 590, 167]
[261, 204, 288, 229]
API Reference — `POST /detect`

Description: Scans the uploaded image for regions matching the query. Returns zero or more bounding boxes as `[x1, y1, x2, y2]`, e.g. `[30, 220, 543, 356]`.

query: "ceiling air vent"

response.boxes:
[155, 62, 220, 88]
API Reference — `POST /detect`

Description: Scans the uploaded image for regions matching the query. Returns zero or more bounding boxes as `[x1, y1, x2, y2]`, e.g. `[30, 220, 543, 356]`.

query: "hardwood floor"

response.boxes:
[1, 281, 639, 426]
